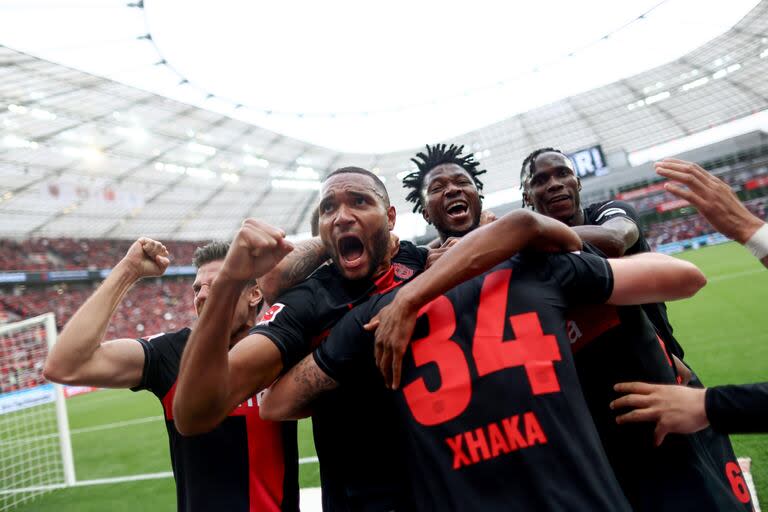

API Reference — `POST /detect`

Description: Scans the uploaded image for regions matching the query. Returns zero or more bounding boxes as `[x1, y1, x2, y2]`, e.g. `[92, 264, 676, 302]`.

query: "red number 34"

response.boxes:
[403, 269, 562, 426]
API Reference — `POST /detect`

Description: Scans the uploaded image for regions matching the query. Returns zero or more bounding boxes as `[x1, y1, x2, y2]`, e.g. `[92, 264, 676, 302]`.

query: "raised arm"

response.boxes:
[655, 158, 768, 268]
[371, 209, 581, 388]
[173, 219, 294, 435]
[43, 238, 169, 388]
[258, 237, 327, 305]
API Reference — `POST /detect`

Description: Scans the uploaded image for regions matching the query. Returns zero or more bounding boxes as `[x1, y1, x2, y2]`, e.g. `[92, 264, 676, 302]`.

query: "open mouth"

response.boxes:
[446, 200, 469, 217]
[338, 234, 365, 264]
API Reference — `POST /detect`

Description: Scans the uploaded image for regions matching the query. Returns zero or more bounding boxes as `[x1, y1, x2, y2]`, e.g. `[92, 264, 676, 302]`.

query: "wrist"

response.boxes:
[743, 223, 768, 259]
[112, 260, 142, 283]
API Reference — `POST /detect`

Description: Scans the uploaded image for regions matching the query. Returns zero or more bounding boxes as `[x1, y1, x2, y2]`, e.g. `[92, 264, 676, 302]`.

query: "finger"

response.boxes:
[364, 318, 380, 332]
[614, 408, 659, 425]
[664, 183, 698, 204]
[613, 382, 656, 394]
[378, 344, 393, 388]
[156, 255, 171, 269]
[654, 425, 668, 447]
[610, 393, 654, 410]
[391, 346, 404, 390]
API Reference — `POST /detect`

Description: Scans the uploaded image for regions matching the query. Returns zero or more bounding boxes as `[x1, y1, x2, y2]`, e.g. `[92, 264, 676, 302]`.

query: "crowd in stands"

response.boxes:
[0, 238, 205, 272]
[645, 197, 768, 249]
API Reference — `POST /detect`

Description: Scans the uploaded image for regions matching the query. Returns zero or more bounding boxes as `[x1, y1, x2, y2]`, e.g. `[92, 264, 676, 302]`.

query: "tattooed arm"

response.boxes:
[259, 354, 338, 421]
[258, 237, 328, 305]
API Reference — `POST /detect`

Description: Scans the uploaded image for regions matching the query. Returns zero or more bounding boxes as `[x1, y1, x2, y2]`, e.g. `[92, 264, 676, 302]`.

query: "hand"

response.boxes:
[480, 210, 497, 226]
[221, 219, 295, 282]
[119, 237, 170, 280]
[366, 294, 420, 390]
[610, 382, 708, 447]
[672, 355, 692, 386]
[655, 159, 764, 243]
[425, 237, 460, 269]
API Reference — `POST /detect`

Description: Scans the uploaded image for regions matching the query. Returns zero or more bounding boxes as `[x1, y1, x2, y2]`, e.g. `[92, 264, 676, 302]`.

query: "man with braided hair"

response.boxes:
[519, 147, 754, 510]
[403, 143, 487, 244]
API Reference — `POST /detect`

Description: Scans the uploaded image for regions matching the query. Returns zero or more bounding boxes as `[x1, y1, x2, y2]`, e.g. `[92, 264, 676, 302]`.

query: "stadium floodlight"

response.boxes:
[0, 313, 75, 511]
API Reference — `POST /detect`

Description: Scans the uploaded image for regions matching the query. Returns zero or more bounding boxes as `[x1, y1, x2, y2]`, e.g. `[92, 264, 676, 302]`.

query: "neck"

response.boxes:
[566, 208, 585, 227]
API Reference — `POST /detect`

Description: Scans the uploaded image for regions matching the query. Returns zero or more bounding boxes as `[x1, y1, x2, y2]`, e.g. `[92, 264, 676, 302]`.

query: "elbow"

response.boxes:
[42, 359, 76, 385]
[259, 393, 294, 421]
[172, 402, 219, 436]
[680, 265, 707, 298]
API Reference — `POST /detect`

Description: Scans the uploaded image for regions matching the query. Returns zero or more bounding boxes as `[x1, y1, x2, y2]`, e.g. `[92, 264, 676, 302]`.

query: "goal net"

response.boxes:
[0, 313, 74, 510]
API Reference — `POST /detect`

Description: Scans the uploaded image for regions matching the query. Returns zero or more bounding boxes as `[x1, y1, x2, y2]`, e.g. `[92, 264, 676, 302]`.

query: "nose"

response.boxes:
[546, 176, 564, 192]
[333, 203, 356, 227]
[195, 285, 209, 313]
[445, 182, 462, 197]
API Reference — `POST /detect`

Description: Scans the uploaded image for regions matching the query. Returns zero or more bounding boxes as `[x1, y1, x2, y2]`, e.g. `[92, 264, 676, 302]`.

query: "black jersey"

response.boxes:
[583, 200, 683, 358]
[251, 241, 427, 512]
[707, 382, 768, 434]
[315, 251, 632, 511]
[568, 246, 753, 511]
[132, 328, 299, 512]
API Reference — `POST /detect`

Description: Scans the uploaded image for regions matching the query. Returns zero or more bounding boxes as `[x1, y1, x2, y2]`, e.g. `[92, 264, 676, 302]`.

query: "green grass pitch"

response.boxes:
[5, 242, 767, 510]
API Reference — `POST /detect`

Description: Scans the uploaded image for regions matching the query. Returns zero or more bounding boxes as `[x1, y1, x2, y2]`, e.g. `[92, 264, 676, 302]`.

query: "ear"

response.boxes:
[387, 205, 397, 231]
[577, 177, 582, 191]
[421, 207, 431, 224]
[247, 284, 263, 308]
[521, 191, 531, 209]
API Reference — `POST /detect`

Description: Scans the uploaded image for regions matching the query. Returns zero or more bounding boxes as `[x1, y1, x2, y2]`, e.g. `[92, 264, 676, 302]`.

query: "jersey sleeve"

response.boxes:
[130, 332, 173, 395]
[547, 251, 614, 306]
[249, 285, 319, 370]
[590, 200, 641, 226]
[313, 298, 381, 385]
[705, 382, 768, 434]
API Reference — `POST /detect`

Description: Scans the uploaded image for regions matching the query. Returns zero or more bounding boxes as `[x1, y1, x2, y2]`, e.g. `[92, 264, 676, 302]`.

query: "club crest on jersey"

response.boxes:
[393, 262, 414, 280]
[257, 303, 285, 326]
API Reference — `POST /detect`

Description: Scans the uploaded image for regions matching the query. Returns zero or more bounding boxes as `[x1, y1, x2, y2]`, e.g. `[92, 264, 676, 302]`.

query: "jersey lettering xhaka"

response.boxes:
[132, 328, 299, 512]
[316, 251, 631, 511]
[251, 241, 427, 512]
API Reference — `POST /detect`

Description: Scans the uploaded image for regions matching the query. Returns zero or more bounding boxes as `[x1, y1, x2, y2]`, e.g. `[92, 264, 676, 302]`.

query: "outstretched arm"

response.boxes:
[260, 355, 338, 421]
[173, 219, 293, 435]
[370, 209, 581, 389]
[43, 238, 169, 388]
[607, 252, 706, 305]
[656, 158, 768, 268]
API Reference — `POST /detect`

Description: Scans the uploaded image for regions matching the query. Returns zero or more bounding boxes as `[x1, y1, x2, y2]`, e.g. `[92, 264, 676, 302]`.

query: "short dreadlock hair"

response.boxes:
[403, 143, 487, 214]
[519, 147, 570, 208]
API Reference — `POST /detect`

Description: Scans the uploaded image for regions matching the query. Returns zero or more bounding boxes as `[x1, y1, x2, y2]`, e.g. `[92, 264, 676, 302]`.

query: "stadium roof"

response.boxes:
[1, 1, 768, 241]
[0, 0, 762, 153]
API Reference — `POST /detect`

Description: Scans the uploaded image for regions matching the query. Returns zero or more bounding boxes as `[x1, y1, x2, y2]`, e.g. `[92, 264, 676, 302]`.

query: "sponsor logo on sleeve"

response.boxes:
[257, 303, 286, 326]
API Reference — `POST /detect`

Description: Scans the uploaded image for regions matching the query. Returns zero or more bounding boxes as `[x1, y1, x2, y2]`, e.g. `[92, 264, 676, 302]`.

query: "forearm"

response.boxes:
[46, 263, 137, 378]
[706, 382, 768, 434]
[258, 238, 326, 305]
[260, 355, 337, 421]
[571, 225, 626, 257]
[399, 210, 578, 309]
[174, 277, 244, 434]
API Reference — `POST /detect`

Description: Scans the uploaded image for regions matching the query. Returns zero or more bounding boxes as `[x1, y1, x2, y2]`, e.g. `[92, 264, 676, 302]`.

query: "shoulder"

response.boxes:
[586, 200, 639, 224]
[394, 240, 428, 269]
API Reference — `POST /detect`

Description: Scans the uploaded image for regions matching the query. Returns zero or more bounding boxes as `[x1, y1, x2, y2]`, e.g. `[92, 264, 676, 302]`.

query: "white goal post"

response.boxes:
[0, 313, 75, 510]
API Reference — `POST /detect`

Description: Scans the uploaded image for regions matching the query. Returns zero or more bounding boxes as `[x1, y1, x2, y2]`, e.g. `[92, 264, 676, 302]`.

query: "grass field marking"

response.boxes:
[69, 415, 162, 435]
[707, 268, 767, 283]
[0, 415, 163, 449]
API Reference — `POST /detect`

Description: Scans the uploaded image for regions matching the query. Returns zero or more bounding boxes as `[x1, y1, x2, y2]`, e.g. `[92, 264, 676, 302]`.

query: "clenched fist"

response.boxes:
[119, 237, 170, 280]
[220, 219, 295, 282]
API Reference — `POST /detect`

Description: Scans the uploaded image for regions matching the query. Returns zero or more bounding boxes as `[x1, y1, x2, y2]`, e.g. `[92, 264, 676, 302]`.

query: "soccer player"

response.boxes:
[173, 167, 431, 511]
[613, 159, 768, 437]
[262, 209, 708, 511]
[43, 239, 299, 512]
[520, 149, 755, 509]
